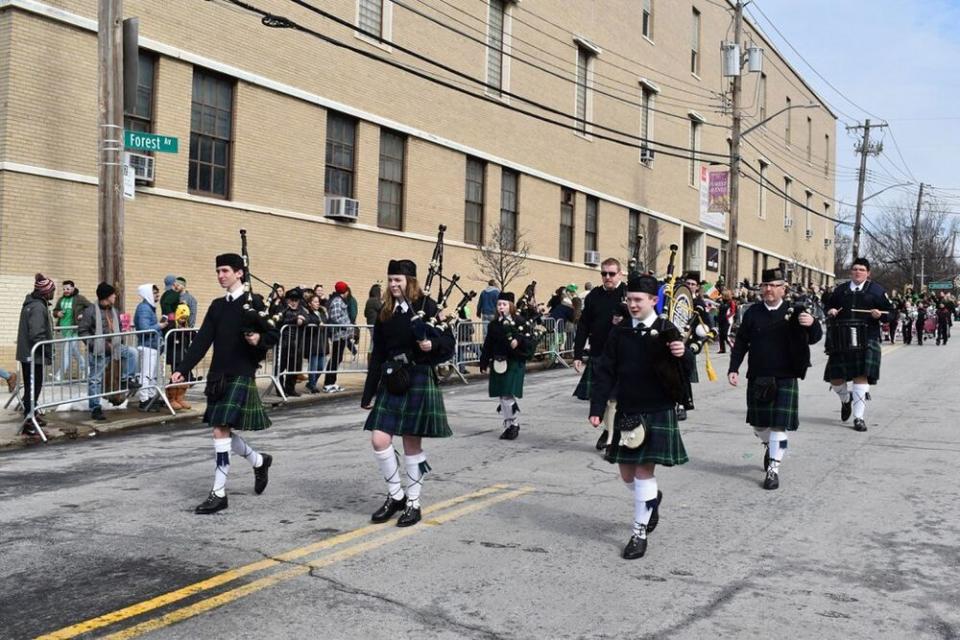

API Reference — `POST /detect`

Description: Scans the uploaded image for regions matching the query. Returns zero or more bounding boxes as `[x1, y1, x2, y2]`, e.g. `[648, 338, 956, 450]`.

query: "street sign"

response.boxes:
[928, 281, 953, 290]
[123, 130, 178, 153]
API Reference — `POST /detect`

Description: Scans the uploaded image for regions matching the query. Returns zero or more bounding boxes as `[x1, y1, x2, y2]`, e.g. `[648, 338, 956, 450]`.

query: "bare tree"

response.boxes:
[473, 224, 531, 291]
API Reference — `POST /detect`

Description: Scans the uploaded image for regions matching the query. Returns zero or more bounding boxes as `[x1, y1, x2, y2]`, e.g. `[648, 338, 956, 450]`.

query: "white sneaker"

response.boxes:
[331, 385, 344, 393]
[322, 385, 336, 393]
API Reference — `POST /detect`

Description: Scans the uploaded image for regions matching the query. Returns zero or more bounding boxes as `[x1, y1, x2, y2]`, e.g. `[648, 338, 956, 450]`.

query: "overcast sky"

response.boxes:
[747, 0, 960, 228]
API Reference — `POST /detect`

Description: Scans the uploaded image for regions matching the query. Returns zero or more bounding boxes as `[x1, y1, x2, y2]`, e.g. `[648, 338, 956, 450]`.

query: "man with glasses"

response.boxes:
[728, 268, 822, 490]
[574, 258, 626, 448]
[823, 258, 891, 432]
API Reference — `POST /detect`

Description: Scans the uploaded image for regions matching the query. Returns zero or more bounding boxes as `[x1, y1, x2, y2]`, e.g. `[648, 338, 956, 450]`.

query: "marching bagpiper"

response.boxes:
[823, 258, 892, 432]
[479, 292, 534, 440]
[361, 259, 455, 527]
[727, 268, 822, 490]
[589, 274, 690, 560]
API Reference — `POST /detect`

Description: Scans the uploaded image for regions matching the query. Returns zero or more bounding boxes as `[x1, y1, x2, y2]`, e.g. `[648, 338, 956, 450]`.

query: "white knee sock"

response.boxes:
[374, 446, 404, 500]
[633, 478, 658, 536]
[833, 383, 850, 403]
[212, 437, 232, 497]
[231, 433, 262, 468]
[404, 452, 429, 508]
[851, 383, 869, 420]
[768, 431, 788, 468]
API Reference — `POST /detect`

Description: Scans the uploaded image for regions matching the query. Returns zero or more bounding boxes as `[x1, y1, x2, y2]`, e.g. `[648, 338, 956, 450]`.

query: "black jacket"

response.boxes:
[479, 315, 531, 370]
[573, 283, 627, 360]
[728, 301, 823, 379]
[824, 280, 892, 341]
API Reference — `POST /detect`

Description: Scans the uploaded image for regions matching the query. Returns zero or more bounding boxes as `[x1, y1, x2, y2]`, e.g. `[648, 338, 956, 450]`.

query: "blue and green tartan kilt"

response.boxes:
[823, 339, 881, 384]
[364, 365, 452, 438]
[488, 359, 525, 398]
[746, 377, 799, 431]
[203, 376, 271, 431]
[604, 407, 689, 466]
[573, 359, 592, 400]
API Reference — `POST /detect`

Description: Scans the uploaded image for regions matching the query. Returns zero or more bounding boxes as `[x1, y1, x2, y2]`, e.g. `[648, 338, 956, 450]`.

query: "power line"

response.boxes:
[882, 126, 919, 183]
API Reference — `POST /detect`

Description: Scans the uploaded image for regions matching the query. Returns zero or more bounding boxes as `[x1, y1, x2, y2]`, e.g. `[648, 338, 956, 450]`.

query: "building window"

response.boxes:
[325, 112, 357, 198]
[806, 117, 813, 163]
[688, 117, 702, 186]
[824, 203, 831, 238]
[642, 0, 654, 39]
[377, 129, 405, 230]
[560, 188, 575, 261]
[805, 190, 813, 238]
[824, 133, 831, 177]
[628, 209, 641, 260]
[783, 177, 792, 227]
[585, 196, 598, 253]
[758, 73, 767, 123]
[486, 0, 506, 97]
[785, 97, 792, 145]
[500, 169, 519, 251]
[124, 51, 156, 134]
[640, 83, 656, 165]
[758, 160, 768, 219]
[188, 68, 233, 198]
[358, 0, 383, 37]
[575, 45, 594, 135]
[720, 240, 728, 281]
[691, 8, 701, 75]
[464, 157, 485, 245]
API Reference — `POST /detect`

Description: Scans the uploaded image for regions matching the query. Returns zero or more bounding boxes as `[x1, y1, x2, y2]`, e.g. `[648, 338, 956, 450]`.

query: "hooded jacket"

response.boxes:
[16, 293, 53, 363]
[134, 284, 164, 349]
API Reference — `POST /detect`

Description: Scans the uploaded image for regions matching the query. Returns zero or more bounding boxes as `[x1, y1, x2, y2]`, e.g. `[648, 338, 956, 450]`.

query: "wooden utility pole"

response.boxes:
[848, 119, 886, 260]
[98, 0, 125, 308]
[910, 182, 925, 290]
[726, 0, 744, 285]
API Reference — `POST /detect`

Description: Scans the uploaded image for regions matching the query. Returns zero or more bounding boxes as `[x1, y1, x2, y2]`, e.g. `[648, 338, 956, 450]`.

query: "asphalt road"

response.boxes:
[1, 341, 958, 640]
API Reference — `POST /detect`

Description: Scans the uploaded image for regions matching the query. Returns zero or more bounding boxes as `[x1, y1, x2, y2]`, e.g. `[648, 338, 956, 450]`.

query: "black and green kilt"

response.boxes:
[573, 359, 592, 400]
[746, 377, 799, 431]
[488, 359, 525, 398]
[604, 407, 688, 466]
[364, 364, 452, 438]
[823, 339, 881, 384]
[203, 376, 271, 431]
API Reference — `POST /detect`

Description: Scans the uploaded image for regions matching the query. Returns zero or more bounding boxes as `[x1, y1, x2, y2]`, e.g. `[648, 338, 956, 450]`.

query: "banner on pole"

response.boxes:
[700, 166, 729, 230]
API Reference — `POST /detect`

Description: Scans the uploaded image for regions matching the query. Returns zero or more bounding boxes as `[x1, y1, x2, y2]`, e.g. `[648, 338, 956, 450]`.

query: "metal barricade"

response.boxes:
[25, 329, 173, 441]
[274, 322, 373, 395]
[536, 317, 571, 368]
[3, 325, 80, 413]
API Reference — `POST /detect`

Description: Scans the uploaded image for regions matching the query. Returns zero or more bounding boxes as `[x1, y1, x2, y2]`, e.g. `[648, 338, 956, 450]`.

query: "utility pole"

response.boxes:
[98, 0, 125, 308]
[726, 0, 744, 285]
[848, 119, 887, 260]
[910, 182, 925, 290]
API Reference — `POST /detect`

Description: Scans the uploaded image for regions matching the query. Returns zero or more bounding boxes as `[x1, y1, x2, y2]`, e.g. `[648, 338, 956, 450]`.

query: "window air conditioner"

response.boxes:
[784, 218, 794, 229]
[824, 238, 833, 248]
[640, 146, 655, 163]
[125, 152, 155, 182]
[805, 229, 813, 239]
[584, 250, 601, 266]
[324, 196, 360, 221]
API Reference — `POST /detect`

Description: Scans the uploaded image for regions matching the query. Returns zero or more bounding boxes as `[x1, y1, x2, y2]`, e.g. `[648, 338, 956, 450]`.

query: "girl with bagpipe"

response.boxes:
[479, 292, 535, 441]
[361, 258, 455, 528]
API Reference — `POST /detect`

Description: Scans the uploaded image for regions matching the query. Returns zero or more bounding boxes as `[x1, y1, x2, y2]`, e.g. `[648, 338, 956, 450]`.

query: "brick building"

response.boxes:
[0, 0, 837, 357]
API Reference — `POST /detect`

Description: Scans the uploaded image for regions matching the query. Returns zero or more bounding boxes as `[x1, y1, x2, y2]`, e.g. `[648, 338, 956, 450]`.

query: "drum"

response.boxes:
[825, 320, 867, 355]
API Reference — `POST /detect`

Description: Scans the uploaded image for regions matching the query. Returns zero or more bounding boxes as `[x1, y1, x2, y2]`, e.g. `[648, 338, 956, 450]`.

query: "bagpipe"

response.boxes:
[651, 244, 697, 408]
[411, 225, 477, 341]
[655, 245, 717, 357]
[238, 228, 283, 337]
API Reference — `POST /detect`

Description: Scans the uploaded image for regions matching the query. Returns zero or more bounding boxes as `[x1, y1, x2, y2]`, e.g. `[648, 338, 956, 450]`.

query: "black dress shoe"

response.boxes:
[622, 529, 648, 559]
[254, 454, 272, 494]
[676, 406, 687, 421]
[371, 495, 407, 523]
[500, 424, 519, 440]
[763, 469, 779, 490]
[195, 492, 228, 514]
[853, 418, 867, 432]
[646, 491, 663, 534]
[396, 504, 422, 527]
[840, 400, 852, 422]
[595, 431, 608, 450]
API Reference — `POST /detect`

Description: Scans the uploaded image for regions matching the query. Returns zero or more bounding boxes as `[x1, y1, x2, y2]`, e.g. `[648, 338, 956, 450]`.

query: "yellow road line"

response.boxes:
[37, 483, 511, 640]
[99, 486, 535, 640]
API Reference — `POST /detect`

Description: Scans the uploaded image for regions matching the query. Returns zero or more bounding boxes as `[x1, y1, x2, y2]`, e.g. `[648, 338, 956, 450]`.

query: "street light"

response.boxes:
[862, 182, 912, 203]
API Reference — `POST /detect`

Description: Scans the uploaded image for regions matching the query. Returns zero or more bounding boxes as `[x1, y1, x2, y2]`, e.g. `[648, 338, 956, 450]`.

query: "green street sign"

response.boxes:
[124, 130, 179, 153]
[928, 281, 953, 290]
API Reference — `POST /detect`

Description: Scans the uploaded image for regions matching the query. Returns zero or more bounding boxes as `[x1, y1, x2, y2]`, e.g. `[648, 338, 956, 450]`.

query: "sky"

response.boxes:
[747, 0, 960, 238]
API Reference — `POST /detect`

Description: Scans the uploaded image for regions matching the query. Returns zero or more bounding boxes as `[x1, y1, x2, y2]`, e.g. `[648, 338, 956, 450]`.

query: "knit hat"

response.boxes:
[175, 303, 191, 323]
[96, 282, 116, 300]
[334, 281, 349, 295]
[33, 273, 55, 297]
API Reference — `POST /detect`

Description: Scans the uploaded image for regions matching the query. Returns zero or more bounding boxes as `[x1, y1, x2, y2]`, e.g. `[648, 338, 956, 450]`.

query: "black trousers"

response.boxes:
[19, 361, 43, 417]
[718, 322, 729, 352]
[324, 339, 347, 386]
[902, 322, 912, 344]
[916, 322, 924, 344]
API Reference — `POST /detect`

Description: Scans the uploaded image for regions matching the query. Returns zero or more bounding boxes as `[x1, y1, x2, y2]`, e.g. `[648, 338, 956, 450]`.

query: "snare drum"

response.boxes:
[825, 320, 867, 354]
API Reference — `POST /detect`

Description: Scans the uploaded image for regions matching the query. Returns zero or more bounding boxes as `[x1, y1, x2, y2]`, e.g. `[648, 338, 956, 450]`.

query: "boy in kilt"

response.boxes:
[361, 259, 455, 528]
[479, 292, 535, 441]
[728, 268, 822, 490]
[573, 258, 626, 449]
[589, 274, 690, 560]
[171, 253, 279, 515]
[823, 258, 891, 432]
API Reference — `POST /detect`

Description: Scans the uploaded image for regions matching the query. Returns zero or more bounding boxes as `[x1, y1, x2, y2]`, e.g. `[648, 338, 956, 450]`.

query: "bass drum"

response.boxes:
[669, 284, 695, 331]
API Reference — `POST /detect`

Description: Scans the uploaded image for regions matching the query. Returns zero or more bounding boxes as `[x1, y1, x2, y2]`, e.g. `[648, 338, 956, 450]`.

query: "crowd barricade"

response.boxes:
[24, 329, 172, 441]
[273, 323, 373, 395]
[4, 325, 81, 413]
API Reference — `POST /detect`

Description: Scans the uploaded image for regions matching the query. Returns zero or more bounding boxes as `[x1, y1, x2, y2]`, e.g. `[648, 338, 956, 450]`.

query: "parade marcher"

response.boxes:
[915, 302, 927, 346]
[572, 258, 627, 448]
[727, 269, 822, 490]
[886, 305, 899, 343]
[361, 259, 454, 528]
[936, 303, 950, 345]
[589, 274, 690, 560]
[16, 274, 55, 433]
[824, 258, 892, 432]
[901, 301, 915, 345]
[678, 271, 716, 421]
[717, 288, 736, 354]
[479, 292, 533, 441]
[170, 253, 278, 515]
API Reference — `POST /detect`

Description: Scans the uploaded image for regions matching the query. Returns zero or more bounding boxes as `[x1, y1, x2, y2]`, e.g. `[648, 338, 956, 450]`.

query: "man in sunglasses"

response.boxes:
[574, 258, 627, 449]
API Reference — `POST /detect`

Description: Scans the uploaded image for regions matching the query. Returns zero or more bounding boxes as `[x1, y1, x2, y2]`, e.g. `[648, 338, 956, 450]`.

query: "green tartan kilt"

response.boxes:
[604, 407, 689, 466]
[203, 376, 271, 431]
[573, 359, 592, 400]
[488, 359, 525, 398]
[823, 339, 881, 384]
[364, 365, 452, 438]
[746, 377, 799, 431]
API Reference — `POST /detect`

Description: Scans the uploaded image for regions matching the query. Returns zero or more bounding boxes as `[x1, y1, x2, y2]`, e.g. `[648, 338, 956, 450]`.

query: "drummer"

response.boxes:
[823, 258, 892, 432]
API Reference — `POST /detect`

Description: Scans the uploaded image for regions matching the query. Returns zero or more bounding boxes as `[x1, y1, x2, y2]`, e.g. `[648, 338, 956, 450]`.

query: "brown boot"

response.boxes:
[6, 371, 17, 393]
[177, 387, 192, 410]
[167, 388, 183, 410]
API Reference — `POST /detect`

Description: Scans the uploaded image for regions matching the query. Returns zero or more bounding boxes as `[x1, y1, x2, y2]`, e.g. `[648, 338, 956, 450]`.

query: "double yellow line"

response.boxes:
[38, 483, 533, 640]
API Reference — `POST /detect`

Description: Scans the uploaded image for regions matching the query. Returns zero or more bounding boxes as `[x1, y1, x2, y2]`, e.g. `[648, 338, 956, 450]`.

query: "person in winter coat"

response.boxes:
[323, 283, 352, 392]
[52, 280, 91, 379]
[16, 274, 55, 433]
[476, 280, 500, 322]
[278, 287, 310, 397]
[303, 292, 328, 393]
[133, 284, 168, 411]
[79, 282, 139, 421]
